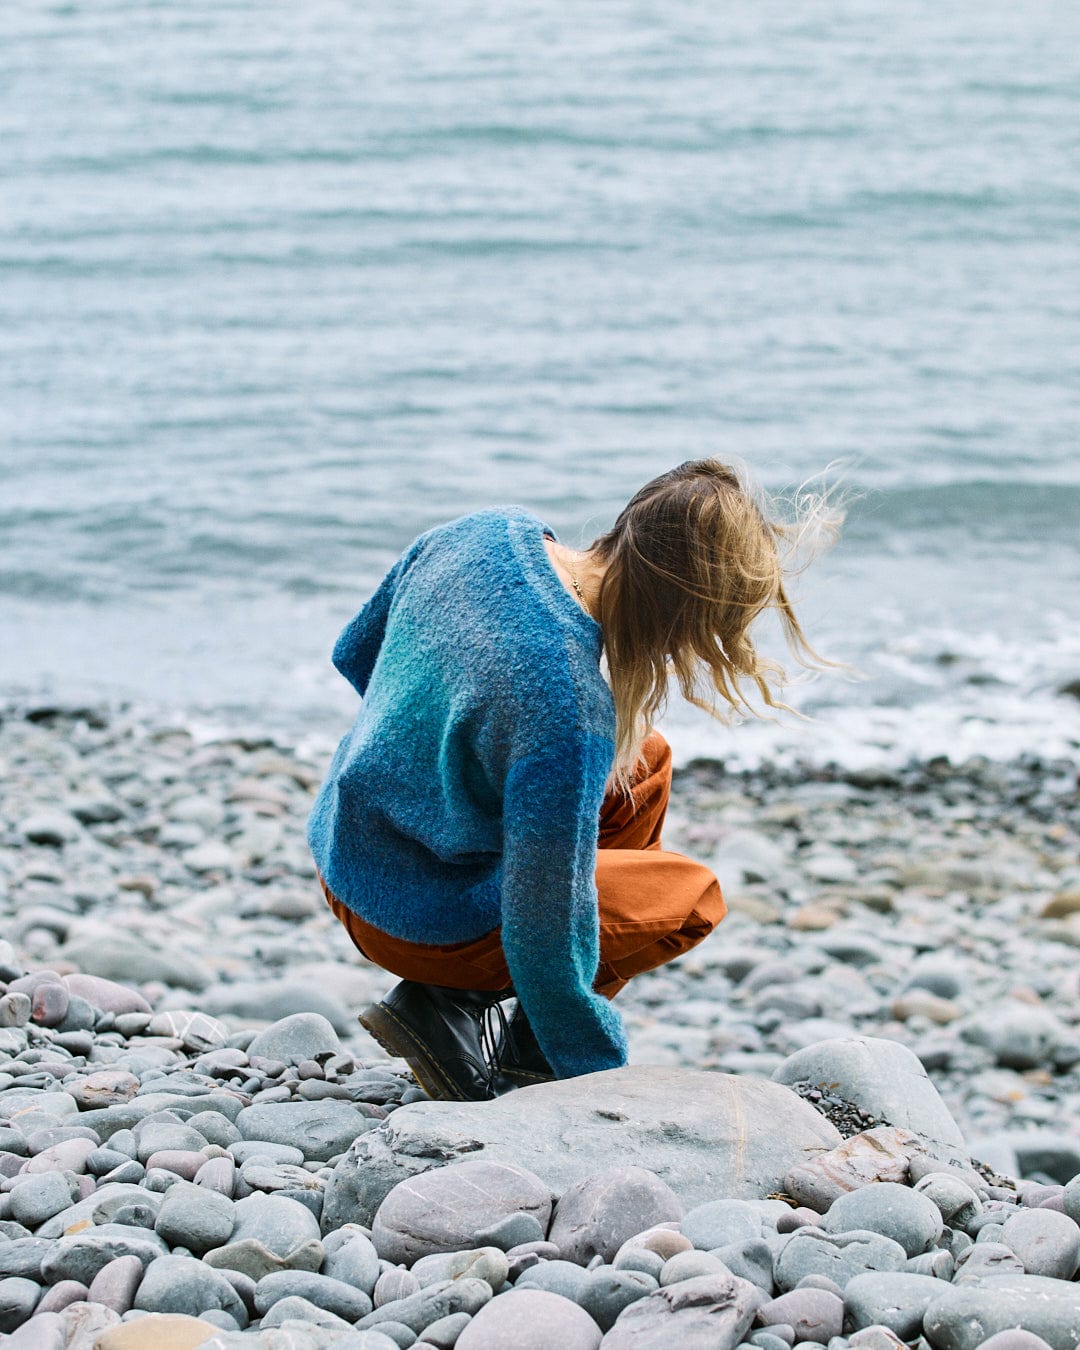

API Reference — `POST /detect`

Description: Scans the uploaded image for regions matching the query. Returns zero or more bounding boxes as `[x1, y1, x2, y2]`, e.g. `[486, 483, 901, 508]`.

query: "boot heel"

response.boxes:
[358, 1002, 465, 1103]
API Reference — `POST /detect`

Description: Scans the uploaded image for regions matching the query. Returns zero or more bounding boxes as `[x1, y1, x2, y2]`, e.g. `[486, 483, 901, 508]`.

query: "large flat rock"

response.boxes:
[322, 1068, 841, 1231]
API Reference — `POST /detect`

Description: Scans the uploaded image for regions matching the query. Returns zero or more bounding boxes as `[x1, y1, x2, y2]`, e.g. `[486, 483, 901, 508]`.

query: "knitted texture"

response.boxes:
[308, 508, 628, 1078]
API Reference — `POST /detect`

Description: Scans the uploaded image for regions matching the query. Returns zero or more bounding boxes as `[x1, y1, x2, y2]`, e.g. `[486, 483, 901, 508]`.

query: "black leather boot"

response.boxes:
[358, 981, 512, 1102]
[491, 1000, 555, 1095]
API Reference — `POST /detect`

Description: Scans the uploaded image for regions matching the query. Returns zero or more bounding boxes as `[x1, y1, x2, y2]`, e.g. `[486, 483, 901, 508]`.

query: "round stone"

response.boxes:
[411, 1247, 509, 1291]
[456, 1288, 601, 1350]
[419, 1313, 473, 1349]
[472, 1212, 546, 1250]
[63, 974, 151, 1016]
[977, 1334, 1055, 1350]
[578, 1268, 657, 1332]
[235, 1101, 369, 1162]
[154, 1180, 236, 1254]
[821, 1183, 943, 1256]
[246, 1013, 341, 1065]
[515, 1258, 591, 1301]
[135, 1121, 208, 1163]
[547, 1167, 683, 1266]
[323, 1231, 381, 1296]
[999, 1208, 1080, 1280]
[924, 1275, 1080, 1350]
[374, 1267, 421, 1305]
[254, 1269, 374, 1321]
[204, 1190, 321, 1271]
[757, 1288, 844, 1343]
[913, 1173, 983, 1231]
[597, 1270, 761, 1348]
[775, 1228, 908, 1292]
[8, 1171, 78, 1227]
[86, 1253, 144, 1313]
[659, 1250, 726, 1285]
[0, 1277, 40, 1333]
[134, 1253, 248, 1324]
[68, 1071, 141, 1110]
[844, 1271, 949, 1339]
[1062, 1174, 1080, 1225]
[679, 1199, 760, 1251]
[371, 1160, 552, 1266]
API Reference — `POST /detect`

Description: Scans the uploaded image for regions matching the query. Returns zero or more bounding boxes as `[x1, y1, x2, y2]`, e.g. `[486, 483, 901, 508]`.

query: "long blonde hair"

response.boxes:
[590, 459, 842, 786]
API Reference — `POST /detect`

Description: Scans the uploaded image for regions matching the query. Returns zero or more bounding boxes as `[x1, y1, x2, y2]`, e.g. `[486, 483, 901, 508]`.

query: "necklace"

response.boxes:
[567, 557, 588, 610]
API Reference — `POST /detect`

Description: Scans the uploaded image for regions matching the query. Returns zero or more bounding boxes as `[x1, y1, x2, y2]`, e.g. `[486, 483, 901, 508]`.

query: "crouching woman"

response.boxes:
[308, 459, 836, 1101]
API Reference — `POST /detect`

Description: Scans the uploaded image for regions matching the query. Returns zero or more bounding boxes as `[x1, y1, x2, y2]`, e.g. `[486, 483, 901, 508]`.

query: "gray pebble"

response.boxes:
[375, 1267, 422, 1305]
[154, 1178, 236, 1253]
[924, 1274, 1080, 1350]
[659, 1249, 726, 1284]
[913, 1173, 983, 1231]
[952, 1241, 1025, 1284]
[134, 1120, 207, 1163]
[999, 1207, 1080, 1279]
[713, 1237, 775, 1292]
[0, 1277, 40, 1333]
[323, 1231, 381, 1296]
[472, 1212, 546, 1250]
[516, 1258, 591, 1300]
[775, 1228, 907, 1292]
[246, 1013, 341, 1066]
[1062, 1174, 1080, 1225]
[612, 1247, 665, 1279]
[40, 1226, 167, 1285]
[578, 1267, 657, 1332]
[85, 1253, 144, 1313]
[134, 1252, 249, 1324]
[371, 1161, 552, 1267]
[750, 1334, 795, 1350]
[547, 1166, 682, 1266]
[844, 1271, 948, 1339]
[374, 1322, 421, 1348]
[821, 1183, 943, 1257]
[758, 1288, 844, 1343]
[255, 1269, 374, 1321]
[8, 1171, 78, 1228]
[680, 1199, 760, 1250]
[410, 1248, 508, 1291]
[358, 1277, 494, 1336]
[261, 1293, 354, 1330]
[235, 1100, 369, 1162]
[455, 1288, 600, 1350]
[417, 1311, 472, 1348]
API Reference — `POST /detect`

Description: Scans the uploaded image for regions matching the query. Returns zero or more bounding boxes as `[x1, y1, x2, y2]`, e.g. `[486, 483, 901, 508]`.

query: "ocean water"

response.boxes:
[3, 0, 1079, 768]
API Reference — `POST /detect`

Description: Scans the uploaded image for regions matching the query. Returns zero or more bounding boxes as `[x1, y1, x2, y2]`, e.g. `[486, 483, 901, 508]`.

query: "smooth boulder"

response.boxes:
[323, 1068, 840, 1230]
[773, 1037, 966, 1154]
[548, 1167, 683, 1265]
[371, 1159, 553, 1265]
[600, 1269, 759, 1349]
[923, 1275, 1080, 1350]
[457, 1288, 602, 1350]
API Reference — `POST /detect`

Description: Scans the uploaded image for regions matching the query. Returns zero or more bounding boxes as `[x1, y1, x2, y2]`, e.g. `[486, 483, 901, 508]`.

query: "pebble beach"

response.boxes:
[1, 702, 1078, 1348]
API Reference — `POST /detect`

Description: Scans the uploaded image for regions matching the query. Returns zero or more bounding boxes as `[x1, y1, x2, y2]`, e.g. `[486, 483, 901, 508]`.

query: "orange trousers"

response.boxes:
[322, 731, 726, 1000]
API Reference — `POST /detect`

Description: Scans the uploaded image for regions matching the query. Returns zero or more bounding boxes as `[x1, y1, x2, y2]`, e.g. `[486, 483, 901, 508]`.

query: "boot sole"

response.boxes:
[358, 1001, 469, 1103]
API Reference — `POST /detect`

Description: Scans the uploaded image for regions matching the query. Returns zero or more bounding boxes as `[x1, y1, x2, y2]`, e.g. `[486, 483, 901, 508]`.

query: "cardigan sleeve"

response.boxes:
[499, 731, 628, 1079]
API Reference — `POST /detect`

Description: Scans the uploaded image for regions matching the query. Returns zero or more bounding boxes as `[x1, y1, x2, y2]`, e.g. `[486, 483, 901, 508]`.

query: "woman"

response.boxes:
[308, 459, 834, 1102]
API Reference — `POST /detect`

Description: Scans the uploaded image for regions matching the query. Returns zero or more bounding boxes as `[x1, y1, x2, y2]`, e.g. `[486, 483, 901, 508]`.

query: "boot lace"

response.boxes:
[478, 999, 512, 1084]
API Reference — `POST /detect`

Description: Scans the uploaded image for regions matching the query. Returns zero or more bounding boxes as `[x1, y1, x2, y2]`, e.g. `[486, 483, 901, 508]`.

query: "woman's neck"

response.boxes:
[544, 539, 606, 620]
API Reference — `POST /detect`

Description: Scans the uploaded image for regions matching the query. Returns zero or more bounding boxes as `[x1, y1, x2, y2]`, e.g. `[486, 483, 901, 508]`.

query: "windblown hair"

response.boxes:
[591, 459, 842, 787]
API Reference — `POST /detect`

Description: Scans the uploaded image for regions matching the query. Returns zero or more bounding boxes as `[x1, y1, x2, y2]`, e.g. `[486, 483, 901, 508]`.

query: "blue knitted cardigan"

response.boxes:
[307, 507, 628, 1078]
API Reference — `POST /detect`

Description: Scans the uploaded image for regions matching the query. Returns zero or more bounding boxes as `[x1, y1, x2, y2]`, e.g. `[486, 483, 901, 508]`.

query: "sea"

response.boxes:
[3, 0, 1079, 771]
